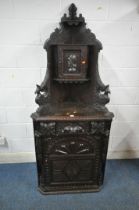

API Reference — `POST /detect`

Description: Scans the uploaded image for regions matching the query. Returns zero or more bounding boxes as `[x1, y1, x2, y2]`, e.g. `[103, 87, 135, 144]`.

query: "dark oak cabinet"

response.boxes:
[31, 4, 114, 195]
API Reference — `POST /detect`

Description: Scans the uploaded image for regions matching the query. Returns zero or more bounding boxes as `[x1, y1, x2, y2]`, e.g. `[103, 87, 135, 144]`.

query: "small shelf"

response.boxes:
[53, 78, 90, 83]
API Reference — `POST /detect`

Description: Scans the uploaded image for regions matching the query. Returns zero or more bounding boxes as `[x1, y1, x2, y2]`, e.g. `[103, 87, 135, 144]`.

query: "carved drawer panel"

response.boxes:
[55, 121, 90, 135]
[36, 120, 110, 137]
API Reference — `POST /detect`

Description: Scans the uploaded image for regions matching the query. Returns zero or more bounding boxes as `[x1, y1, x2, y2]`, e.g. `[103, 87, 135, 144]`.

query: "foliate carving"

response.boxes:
[91, 121, 109, 136]
[39, 122, 55, 136]
[56, 122, 89, 135]
[91, 122, 104, 134]
[62, 125, 84, 134]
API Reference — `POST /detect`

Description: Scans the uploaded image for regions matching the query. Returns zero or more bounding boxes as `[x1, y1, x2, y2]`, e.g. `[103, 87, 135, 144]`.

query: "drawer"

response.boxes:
[55, 121, 90, 135]
[34, 120, 111, 137]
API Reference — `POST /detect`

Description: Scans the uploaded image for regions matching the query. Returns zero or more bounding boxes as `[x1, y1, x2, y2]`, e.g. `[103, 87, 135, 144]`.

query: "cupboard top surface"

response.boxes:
[31, 112, 114, 121]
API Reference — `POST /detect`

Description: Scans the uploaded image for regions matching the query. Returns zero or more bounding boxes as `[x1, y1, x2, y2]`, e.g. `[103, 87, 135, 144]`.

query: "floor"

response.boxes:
[0, 159, 139, 210]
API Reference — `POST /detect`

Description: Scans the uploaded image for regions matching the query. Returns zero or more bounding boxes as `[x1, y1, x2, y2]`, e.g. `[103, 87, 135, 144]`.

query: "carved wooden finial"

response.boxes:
[61, 3, 85, 26]
[68, 3, 77, 19]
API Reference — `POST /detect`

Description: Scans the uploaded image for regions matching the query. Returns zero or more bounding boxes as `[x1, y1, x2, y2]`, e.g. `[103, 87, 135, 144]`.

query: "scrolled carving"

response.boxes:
[97, 85, 110, 105]
[35, 85, 48, 106]
[95, 63, 110, 106]
[47, 137, 94, 155]
[35, 68, 50, 106]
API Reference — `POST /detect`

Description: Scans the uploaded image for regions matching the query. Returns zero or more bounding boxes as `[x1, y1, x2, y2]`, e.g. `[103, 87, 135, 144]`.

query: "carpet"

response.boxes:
[0, 159, 139, 210]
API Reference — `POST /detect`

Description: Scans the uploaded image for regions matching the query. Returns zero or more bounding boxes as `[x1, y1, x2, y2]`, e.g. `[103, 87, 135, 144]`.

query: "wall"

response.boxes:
[0, 0, 139, 162]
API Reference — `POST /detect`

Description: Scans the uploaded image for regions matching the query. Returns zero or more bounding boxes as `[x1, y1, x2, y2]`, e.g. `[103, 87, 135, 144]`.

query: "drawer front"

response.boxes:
[55, 121, 90, 135]
[35, 120, 111, 137]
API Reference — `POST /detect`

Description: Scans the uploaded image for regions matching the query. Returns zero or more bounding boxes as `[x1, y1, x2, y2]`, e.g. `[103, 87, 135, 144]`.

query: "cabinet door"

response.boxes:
[49, 155, 95, 184]
[43, 135, 99, 186]
[57, 45, 88, 80]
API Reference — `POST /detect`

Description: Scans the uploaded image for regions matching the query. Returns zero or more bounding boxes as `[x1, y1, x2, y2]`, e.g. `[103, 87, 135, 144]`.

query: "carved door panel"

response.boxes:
[57, 45, 88, 80]
[48, 156, 95, 184]
[43, 136, 99, 186]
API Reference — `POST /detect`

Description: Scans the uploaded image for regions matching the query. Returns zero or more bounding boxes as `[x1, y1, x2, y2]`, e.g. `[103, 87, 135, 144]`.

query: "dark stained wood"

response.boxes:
[31, 3, 114, 195]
